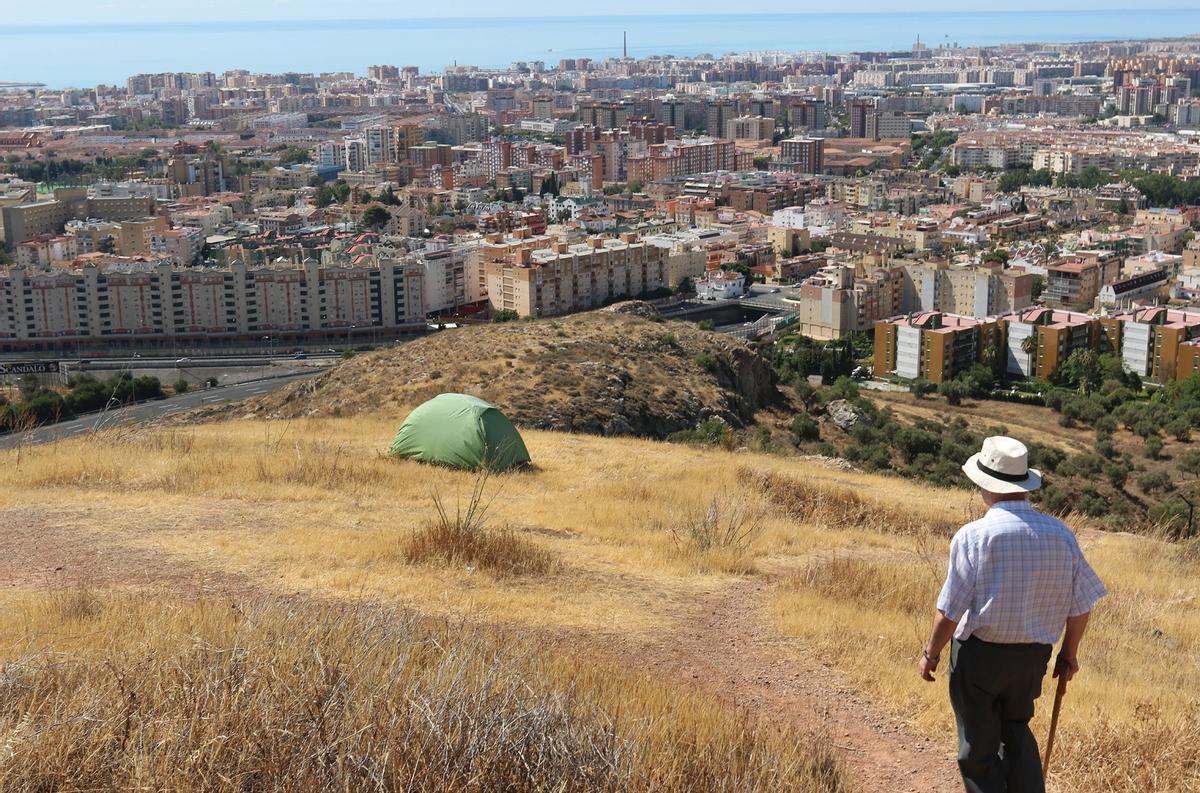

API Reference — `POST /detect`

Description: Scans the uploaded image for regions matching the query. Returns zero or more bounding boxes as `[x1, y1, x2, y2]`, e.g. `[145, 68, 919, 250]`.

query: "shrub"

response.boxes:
[1138, 471, 1174, 495]
[1028, 442, 1066, 473]
[1179, 449, 1200, 478]
[668, 417, 735, 450]
[909, 378, 936, 398]
[791, 413, 820, 443]
[1038, 485, 1070, 515]
[405, 474, 554, 578]
[939, 379, 971, 406]
[827, 376, 859, 401]
[173, 379, 189, 395]
[696, 319, 715, 331]
[695, 351, 719, 372]
[1144, 436, 1164, 460]
[1167, 417, 1192, 442]
[1060, 453, 1104, 478]
[1104, 461, 1129, 490]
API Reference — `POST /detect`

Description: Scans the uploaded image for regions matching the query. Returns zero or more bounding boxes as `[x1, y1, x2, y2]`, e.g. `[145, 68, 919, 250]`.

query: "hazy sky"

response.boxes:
[8, 1, 1199, 25]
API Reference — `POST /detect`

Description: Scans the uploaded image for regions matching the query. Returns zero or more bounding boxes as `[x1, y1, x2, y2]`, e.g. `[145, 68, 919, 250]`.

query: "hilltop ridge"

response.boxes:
[224, 302, 781, 438]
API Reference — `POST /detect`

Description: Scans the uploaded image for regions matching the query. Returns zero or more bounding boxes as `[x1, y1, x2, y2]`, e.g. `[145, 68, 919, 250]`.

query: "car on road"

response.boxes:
[293, 352, 307, 359]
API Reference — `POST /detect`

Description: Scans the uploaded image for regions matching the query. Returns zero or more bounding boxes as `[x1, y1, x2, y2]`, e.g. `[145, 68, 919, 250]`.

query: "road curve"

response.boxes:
[0, 370, 317, 450]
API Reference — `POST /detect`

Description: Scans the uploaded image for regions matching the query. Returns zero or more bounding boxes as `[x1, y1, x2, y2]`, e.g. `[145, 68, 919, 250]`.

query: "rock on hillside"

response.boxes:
[228, 302, 780, 438]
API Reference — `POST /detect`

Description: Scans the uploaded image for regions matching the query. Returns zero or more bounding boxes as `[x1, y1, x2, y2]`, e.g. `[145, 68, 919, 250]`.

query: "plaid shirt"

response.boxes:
[937, 500, 1107, 645]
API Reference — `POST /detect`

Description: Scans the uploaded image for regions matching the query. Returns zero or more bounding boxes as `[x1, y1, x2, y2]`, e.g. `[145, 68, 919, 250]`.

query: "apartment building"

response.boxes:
[483, 231, 668, 317]
[150, 227, 205, 265]
[865, 111, 912, 141]
[778, 137, 824, 174]
[0, 257, 425, 348]
[1044, 251, 1122, 307]
[903, 261, 1033, 318]
[626, 138, 741, 184]
[798, 265, 904, 341]
[999, 307, 1099, 380]
[13, 235, 79, 269]
[874, 311, 1000, 384]
[1102, 306, 1200, 381]
[725, 116, 774, 142]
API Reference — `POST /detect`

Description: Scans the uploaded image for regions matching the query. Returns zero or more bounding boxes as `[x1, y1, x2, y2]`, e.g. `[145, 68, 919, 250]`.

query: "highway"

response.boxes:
[0, 370, 318, 450]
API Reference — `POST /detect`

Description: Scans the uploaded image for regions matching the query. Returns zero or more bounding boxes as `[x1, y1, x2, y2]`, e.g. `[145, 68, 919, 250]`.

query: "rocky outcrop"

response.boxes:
[825, 399, 872, 432]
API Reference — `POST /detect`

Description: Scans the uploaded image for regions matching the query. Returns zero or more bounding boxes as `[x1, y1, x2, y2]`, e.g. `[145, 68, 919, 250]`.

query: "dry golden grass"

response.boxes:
[2, 415, 1196, 790]
[0, 592, 848, 792]
[0, 416, 953, 634]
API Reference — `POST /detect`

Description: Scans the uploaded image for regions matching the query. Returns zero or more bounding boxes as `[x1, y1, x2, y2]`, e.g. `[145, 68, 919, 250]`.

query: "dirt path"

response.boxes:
[0, 505, 255, 596]
[596, 574, 961, 793]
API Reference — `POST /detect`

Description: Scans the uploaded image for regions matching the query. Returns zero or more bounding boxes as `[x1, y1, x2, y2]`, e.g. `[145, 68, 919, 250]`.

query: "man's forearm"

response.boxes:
[925, 610, 958, 658]
[1061, 611, 1091, 659]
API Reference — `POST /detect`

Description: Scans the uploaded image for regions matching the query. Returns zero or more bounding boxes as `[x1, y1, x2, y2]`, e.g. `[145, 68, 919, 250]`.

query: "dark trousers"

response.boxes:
[949, 636, 1053, 793]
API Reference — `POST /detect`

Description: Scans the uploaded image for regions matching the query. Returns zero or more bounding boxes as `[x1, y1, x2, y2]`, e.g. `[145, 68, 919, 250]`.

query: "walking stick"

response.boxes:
[1042, 665, 1069, 777]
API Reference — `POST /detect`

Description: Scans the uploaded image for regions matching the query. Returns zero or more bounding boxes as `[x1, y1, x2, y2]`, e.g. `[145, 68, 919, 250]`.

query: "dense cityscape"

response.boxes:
[3, 33, 1200, 382]
[3, 11, 1200, 793]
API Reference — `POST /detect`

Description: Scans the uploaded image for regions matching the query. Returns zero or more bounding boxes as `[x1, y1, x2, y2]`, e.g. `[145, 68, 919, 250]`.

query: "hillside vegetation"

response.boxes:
[1, 417, 1197, 791]
[222, 303, 779, 438]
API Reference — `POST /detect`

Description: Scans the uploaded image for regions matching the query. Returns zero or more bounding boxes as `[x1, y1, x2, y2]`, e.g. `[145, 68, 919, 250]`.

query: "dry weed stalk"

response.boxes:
[406, 469, 555, 577]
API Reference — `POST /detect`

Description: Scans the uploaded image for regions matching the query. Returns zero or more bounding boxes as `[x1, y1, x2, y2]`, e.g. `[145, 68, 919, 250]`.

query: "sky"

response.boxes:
[6, 0, 1199, 25]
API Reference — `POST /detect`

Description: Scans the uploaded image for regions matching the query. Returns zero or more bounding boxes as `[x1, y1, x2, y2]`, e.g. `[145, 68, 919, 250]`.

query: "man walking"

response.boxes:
[919, 436, 1107, 793]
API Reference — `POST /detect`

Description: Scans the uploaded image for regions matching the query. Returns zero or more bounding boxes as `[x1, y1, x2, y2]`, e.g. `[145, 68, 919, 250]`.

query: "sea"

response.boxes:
[2, 10, 1200, 89]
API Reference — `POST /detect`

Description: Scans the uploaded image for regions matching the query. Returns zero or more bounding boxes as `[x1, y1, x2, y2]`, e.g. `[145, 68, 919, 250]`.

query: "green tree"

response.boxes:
[939, 379, 971, 406]
[909, 378, 937, 398]
[1058, 349, 1103, 395]
[361, 205, 391, 230]
[1179, 449, 1200, 478]
[278, 146, 311, 165]
[791, 413, 820, 443]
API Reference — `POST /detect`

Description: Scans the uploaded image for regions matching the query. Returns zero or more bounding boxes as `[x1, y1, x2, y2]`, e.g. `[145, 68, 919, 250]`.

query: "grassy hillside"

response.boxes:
[1, 418, 1197, 790]
[217, 304, 780, 438]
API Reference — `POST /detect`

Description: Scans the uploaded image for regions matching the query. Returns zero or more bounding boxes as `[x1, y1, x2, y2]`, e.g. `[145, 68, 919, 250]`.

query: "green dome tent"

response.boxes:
[388, 393, 531, 472]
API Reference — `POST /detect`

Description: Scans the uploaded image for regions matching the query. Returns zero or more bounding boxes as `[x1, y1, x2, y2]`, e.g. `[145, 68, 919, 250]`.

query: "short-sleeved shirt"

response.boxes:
[937, 500, 1107, 645]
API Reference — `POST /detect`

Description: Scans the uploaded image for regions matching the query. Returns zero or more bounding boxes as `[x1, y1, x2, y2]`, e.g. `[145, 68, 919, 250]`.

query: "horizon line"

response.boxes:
[5, 7, 1200, 29]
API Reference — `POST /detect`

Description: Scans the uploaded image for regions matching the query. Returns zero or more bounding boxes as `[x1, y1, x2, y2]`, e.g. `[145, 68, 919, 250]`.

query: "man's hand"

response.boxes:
[919, 650, 939, 682]
[1053, 653, 1079, 682]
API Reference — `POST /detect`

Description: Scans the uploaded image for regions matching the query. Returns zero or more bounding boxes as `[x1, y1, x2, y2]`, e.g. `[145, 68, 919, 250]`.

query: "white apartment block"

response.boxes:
[0, 258, 425, 343]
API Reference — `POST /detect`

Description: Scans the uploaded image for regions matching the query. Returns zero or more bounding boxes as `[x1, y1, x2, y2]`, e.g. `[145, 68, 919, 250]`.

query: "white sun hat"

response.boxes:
[962, 436, 1043, 494]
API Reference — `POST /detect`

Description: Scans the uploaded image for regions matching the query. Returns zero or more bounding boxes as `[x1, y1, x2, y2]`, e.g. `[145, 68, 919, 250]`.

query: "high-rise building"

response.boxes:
[848, 99, 873, 138]
[705, 99, 736, 136]
[779, 137, 824, 174]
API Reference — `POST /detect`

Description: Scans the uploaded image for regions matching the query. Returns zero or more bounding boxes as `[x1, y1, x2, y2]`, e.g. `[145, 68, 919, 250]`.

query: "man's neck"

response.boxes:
[983, 492, 1031, 509]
